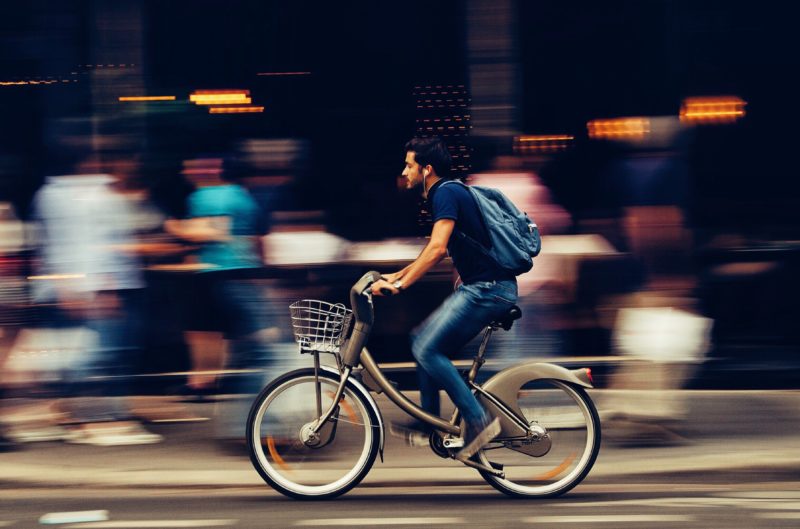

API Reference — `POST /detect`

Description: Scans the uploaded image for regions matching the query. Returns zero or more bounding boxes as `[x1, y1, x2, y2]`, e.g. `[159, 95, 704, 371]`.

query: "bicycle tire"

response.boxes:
[477, 380, 601, 498]
[247, 368, 381, 499]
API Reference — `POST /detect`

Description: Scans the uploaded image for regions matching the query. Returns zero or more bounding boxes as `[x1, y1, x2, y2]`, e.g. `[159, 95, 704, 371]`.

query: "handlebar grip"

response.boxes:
[379, 287, 394, 296]
[344, 270, 382, 367]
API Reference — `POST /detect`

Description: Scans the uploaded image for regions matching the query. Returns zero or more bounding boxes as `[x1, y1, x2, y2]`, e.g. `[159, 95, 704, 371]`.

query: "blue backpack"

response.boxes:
[440, 180, 541, 276]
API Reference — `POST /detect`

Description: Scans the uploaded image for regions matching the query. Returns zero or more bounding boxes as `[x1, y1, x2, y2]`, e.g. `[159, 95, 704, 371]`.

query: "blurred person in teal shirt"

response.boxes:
[166, 156, 274, 446]
[185, 183, 265, 270]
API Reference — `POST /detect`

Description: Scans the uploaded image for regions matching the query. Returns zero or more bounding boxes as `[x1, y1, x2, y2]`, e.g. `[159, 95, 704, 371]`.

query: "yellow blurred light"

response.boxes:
[587, 117, 651, 140]
[200, 97, 252, 105]
[680, 96, 746, 124]
[1, 80, 60, 86]
[208, 106, 264, 114]
[28, 274, 86, 280]
[118, 96, 176, 102]
[190, 90, 251, 105]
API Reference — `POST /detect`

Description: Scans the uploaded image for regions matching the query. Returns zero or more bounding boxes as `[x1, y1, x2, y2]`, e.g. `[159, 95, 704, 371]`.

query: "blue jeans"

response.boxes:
[42, 290, 143, 423]
[411, 279, 518, 426]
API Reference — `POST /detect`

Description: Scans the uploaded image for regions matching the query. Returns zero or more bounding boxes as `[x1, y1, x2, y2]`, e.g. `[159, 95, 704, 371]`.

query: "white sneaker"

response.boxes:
[67, 422, 163, 446]
[456, 417, 501, 461]
[7, 424, 77, 443]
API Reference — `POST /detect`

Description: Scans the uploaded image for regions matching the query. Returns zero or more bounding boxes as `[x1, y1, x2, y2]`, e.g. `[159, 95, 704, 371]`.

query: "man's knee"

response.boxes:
[410, 333, 428, 363]
[412, 332, 444, 367]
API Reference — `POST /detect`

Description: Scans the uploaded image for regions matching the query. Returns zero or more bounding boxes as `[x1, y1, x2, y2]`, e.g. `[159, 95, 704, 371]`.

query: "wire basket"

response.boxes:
[289, 299, 353, 353]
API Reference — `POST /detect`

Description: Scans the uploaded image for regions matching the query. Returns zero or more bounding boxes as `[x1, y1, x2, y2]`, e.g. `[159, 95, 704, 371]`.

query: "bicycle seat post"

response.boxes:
[466, 325, 495, 384]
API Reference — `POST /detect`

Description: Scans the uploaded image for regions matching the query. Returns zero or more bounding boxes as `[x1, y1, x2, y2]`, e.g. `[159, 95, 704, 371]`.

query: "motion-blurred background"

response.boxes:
[1, 1, 799, 445]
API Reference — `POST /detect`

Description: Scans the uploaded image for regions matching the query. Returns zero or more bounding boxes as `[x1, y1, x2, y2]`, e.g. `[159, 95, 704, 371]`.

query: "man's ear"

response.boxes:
[423, 165, 432, 176]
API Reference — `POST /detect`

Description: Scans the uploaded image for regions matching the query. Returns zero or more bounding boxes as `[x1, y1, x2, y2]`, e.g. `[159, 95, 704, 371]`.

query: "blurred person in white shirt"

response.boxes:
[30, 154, 161, 446]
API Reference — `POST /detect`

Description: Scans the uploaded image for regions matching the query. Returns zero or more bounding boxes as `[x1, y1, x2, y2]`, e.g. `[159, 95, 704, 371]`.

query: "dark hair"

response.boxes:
[404, 137, 452, 179]
[221, 154, 249, 182]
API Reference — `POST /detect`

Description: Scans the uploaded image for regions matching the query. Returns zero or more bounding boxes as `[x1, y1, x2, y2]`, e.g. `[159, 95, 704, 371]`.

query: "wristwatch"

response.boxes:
[392, 280, 404, 291]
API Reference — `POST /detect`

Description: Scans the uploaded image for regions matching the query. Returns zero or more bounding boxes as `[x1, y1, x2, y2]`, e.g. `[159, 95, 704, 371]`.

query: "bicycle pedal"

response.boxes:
[442, 436, 464, 449]
[458, 457, 505, 478]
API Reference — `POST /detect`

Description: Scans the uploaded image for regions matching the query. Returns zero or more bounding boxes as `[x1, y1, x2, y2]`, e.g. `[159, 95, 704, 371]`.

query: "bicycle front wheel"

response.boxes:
[247, 368, 381, 499]
[478, 379, 600, 498]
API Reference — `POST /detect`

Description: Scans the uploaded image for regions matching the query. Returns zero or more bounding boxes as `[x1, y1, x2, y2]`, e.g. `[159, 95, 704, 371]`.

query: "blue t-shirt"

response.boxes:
[429, 179, 508, 283]
[187, 184, 267, 270]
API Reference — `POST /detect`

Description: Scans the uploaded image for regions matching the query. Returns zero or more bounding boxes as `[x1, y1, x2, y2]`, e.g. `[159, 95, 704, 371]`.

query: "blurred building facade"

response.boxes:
[0, 0, 798, 391]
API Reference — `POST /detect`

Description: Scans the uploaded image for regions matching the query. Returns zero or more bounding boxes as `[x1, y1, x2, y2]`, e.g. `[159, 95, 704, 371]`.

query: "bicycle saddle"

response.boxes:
[492, 305, 522, 330]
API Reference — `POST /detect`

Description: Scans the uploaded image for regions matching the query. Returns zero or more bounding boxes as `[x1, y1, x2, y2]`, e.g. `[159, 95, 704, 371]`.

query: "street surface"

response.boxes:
[1, 389, 798, 528]
[3, 478, 800, 528]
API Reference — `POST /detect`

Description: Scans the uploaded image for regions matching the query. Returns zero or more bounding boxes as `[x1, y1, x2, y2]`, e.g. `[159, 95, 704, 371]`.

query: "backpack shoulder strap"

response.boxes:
[435, 180, 493, 254]
[437, 179, 467, 190]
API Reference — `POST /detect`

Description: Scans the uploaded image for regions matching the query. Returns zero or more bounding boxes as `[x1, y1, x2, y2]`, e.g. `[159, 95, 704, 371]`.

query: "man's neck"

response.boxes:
[423, 174, 441, 199]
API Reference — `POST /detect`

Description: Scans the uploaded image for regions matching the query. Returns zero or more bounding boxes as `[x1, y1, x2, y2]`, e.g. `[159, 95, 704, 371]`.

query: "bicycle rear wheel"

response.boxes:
[478, 379, 600, 498]
[247, 368, 381, 499]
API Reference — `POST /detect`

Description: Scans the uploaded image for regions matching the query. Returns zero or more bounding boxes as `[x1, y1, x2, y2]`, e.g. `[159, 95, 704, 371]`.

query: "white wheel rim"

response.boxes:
[481, 380, 597, 495]
[251, 376, 374, 496]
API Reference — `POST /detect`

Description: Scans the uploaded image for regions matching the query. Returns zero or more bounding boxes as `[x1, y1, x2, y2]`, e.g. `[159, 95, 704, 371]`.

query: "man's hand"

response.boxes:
[371, 278, 400, 297]
[380, 272, 401, 283]
[165, 217, 231, 243]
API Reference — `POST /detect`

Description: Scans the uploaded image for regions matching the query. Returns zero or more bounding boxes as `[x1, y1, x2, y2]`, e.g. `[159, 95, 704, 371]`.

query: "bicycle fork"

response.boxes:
[301, 353, 352, 446]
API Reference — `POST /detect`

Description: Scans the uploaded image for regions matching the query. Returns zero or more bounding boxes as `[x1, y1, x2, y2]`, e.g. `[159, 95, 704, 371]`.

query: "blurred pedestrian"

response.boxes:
[469, 164, 571, 368]
[29, 155, 161, 446]
[0, 201, 27, 450]
[165, 155, 276, 447]
[592, 124, 711, 444]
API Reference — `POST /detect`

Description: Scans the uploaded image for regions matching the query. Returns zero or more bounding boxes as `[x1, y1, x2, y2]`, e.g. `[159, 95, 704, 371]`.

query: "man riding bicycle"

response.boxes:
[371, 137, 519, 461]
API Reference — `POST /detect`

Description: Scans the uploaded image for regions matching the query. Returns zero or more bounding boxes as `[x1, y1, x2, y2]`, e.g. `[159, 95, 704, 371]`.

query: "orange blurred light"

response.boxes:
[515, 134, 574, 154]
[208, 106, 264, 114]
[118, 95, 176, 102]
[190, 90, 251, 105]
[518, 135, 574, 142]
[196, 97, 252, 105]
[680, 96, 746, 124]
[587, 117, 651, 140]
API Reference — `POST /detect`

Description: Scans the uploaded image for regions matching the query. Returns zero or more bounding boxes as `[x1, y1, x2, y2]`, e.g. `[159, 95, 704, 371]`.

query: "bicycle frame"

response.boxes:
[308, 271, 531, 441]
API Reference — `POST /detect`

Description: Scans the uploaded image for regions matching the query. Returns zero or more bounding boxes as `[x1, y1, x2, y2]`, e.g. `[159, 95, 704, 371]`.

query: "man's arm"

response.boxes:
[164, 216, 231, 243]
[372, 218, 454, 296]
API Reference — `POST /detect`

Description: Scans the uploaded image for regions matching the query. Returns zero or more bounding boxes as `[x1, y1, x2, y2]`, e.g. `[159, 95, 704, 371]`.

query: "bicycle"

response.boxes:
[247, 271, 601, 499]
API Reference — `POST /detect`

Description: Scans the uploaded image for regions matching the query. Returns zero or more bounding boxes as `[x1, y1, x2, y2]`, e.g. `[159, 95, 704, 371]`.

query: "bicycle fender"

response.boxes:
[478, 362, 593, 438]
[319, 365, 386, 462]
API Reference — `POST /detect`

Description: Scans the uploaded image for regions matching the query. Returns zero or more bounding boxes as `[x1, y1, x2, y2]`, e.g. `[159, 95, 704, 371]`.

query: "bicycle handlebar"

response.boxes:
[340, 270, 382, 367]
[358, 275, 396, 297]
